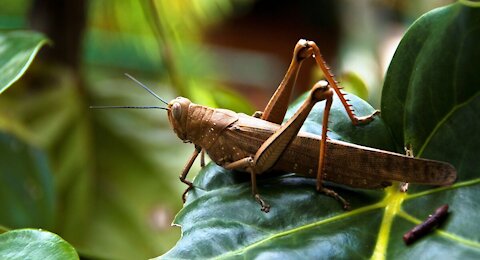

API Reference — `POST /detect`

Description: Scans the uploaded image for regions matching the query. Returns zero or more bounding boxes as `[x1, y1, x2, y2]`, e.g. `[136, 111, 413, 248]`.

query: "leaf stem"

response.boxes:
[371, 183, 407, 260]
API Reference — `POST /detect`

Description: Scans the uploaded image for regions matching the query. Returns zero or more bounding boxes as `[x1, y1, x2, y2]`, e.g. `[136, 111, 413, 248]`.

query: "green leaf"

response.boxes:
[381, 2, 480, 154]
[0, 229, 78, 260]
[379, 3, 480, 258]
[0, 130, 55, 229]
[0, 31, 48, 94]
[163, 50, 480, 258]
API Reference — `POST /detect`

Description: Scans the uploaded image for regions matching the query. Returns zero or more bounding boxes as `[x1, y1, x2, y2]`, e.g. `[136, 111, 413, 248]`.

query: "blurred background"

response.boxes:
[0, 0, 452, 259]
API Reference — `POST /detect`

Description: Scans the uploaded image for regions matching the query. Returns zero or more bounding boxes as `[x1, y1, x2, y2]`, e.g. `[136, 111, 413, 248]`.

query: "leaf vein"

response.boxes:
[417, 91, 480, 156]
[405, 178, 480, 200]
[213, 202, 385, 259]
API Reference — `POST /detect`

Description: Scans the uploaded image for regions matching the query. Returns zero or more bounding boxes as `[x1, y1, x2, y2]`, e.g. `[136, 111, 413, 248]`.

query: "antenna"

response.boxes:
[90, 106, 168, 110]
[89, 74, 170, 111]
[124, 73, 169, 105]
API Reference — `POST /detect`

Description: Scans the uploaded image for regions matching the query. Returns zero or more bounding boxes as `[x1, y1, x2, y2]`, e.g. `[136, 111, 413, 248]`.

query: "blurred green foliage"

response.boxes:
[85, 0, 254, 112]
[0, 1, 255, 258]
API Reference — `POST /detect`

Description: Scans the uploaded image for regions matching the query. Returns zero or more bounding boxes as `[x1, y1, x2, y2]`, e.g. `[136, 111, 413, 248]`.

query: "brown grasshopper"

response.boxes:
[93, 39, 457, 213]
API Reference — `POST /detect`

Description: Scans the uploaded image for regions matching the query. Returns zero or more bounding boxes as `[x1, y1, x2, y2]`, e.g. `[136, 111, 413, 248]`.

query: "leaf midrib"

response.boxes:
[371, 183, 406, 260]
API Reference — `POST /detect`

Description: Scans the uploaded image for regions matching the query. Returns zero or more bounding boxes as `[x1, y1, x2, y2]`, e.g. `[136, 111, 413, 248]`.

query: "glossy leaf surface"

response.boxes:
[0, 229, 78, 260]
[163, 95, 478, 259]
[380, 2, 480, 258]
[0, 31, 48, 94]
[381, 2, 480, 154]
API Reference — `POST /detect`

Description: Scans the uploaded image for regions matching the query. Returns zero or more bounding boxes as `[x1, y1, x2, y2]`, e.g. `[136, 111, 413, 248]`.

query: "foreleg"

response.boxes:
[180, 145, 202, 202]
[200, 149, 206, 167]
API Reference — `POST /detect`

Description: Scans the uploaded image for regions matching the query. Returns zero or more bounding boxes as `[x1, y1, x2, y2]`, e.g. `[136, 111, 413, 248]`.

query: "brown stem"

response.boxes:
[403, 204, 449, 245]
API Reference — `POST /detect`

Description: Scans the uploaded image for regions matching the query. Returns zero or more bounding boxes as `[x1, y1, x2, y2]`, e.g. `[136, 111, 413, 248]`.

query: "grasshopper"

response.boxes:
[93, 39, 457, 213]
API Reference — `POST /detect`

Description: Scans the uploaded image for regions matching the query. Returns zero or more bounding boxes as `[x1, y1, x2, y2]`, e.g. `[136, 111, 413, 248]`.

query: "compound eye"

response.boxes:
[172, 102, 182, 120]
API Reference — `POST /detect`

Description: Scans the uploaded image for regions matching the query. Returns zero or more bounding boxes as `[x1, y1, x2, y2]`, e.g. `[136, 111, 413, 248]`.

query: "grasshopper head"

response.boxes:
[167, 97, 191, 141]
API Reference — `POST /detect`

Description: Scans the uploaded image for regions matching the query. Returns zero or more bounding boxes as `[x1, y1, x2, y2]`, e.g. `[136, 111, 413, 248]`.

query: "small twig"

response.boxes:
[403, 204, 449, 245]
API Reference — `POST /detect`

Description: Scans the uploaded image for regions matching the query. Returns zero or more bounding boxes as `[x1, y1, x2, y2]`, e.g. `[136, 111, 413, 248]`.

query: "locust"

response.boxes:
[93, 39, 457, 213]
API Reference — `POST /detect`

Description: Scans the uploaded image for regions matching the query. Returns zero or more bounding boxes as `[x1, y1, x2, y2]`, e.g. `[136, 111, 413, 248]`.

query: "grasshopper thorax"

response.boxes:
[167, 97, 239, 149]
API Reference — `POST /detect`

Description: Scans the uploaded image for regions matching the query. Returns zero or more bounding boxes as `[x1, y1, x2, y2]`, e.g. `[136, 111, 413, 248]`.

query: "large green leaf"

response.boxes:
[0, 130, 55, 230]
[0, 31, 48, 94]
[379, 2, 480, 257]
[381, 2, 480, 154]
[163, 1, 480, 254]
[0, 229, 78, 260]
[163, 15, 480, 253]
